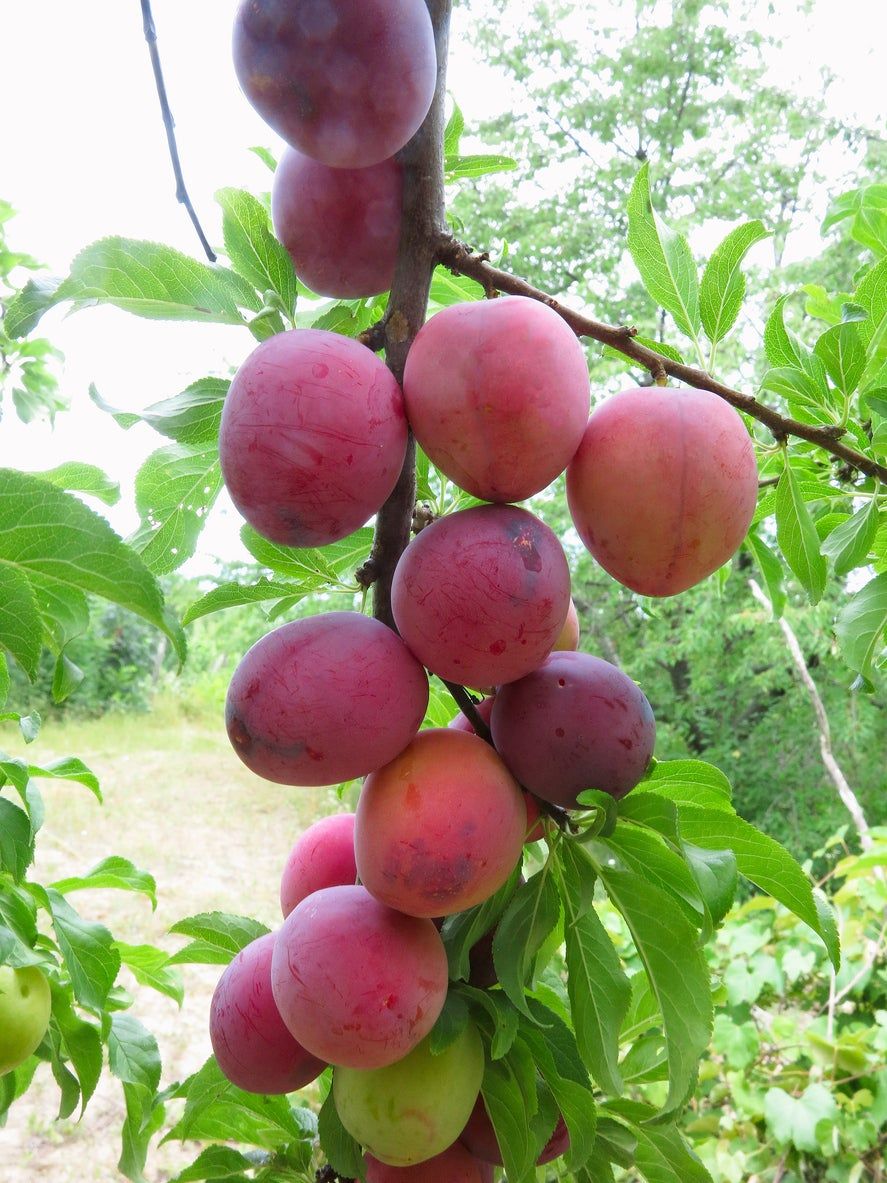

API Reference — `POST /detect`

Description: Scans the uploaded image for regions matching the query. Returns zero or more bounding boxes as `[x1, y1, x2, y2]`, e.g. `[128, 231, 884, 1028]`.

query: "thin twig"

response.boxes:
[140, 0, 216, 262]
[435, 237, 887, 484]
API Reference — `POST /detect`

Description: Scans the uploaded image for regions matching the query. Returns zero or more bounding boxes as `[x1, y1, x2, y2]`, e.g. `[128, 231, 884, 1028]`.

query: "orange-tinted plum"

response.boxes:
[460, 1095, 569, 1165]
[491, 652, 655, 808]
[233, 0, 436, 168]
[355, 729, 526, 917]
[271, 149, 402, 298]
[333, 1024, 484, 1165]
[566, 386, 758, 596]
[280, 813, 356, 917]
[271, 885, 447, 1069]
[365, 1142, 494, 1181]
[209, 933, 325, 1094]
[392, 504, 571, 687]
[226, 612, 428, 787]
[403, 296, 590, 502]
[219, 328, 407, 548]
[553, 598, 580, 651]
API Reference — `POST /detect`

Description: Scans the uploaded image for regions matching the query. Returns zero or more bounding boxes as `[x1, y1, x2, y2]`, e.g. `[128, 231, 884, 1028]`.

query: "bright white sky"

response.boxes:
[0, 0, 884, 575]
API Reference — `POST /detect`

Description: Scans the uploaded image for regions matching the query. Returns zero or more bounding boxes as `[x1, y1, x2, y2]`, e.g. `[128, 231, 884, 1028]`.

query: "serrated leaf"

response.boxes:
[821, 497, 881, 576]
[640, 759, 733, 810]
[617, 792, 680, 841]
[814, 321, 866, 396]
[0, 653, 8, 708]
[835, 572, 887, 684]
[182, 577, 322, 626]
[429, 267, 484, 307]
[764, 1084, 839, 1153]
[775, 461, 827, 603]
[0, 469, 186, 663]
[587, 843, 712, 1117]
[55, 238, 261, 324]
[442, 867, 522, 981]
[460, 985, 520, 1060]
[170, 1146, 254, 1183]
[108, 1013, 162, 1094]
[699, 220, 770, 345]
[626, 164, 700, 341]
[491, 869, 560, 1016]
[630, 335, 685, 364]
[3, 275, 63, 337]
[240, 523, 371, 584]
[119, 1078, 165, 1183]
[51, 988, 102, 1116]
[443, 102, 465, 156]
[0, 561, 42, 678]
[115, 943, 184, 1005]
[138, 378, 229, 447]
[428, 989, 471, 1055]
[482, 1050, 539, 1183]
[761, 363, 832, 412]
[166, 1056, 313, 1150]
[676, 806, 840, 967]
[132, 445, 223, 576]
[0, 798, 34, 880]
[606, 823, 705, 927]
[167, 912, 271, 966]
[445, 153, 517, 179]
[560, 842, 632, 1096]
[764, 296, 804, 368]
[307, 301, 374, 336]
[34, 462, 120, 506]
[51, 857, 157, 908]
[745, 532, 786, 618]
[216, 187, 298, 318]
[681, 843, 738, 932]
[605, 1101, 713, 1183]
[46, 888, 120, 1011]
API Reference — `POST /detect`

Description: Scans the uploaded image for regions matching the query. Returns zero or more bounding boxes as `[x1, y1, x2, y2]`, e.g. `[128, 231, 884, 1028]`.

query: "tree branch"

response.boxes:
[435, 237, 887, 484]
[364, 0, 452, 629]
[140, 0, 216, 262]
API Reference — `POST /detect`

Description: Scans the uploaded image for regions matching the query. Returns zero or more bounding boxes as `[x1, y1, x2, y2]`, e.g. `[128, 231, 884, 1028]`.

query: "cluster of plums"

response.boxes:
[210, 1, 761, 1176]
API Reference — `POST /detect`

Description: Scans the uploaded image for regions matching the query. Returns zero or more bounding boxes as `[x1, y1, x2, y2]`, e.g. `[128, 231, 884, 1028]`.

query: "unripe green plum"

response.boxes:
[566, 386, 758, 596]
[0, 965, 51, 1076]
[334, 1023, 484, 1166]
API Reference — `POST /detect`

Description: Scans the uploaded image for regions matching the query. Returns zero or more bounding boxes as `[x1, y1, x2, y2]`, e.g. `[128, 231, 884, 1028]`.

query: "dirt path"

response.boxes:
[0, 708, 340, 1182]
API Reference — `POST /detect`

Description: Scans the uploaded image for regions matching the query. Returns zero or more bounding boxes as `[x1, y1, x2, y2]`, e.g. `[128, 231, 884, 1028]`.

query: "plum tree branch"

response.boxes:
[363, 0, 452, 630]
[435, 237, 887, 484]
[139, 0, 216, 262]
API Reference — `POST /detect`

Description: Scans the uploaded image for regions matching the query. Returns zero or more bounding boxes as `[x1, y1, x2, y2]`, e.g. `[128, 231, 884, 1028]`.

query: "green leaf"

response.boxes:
[137, 378, 229, 447]
[119, 1079, 165, 1183]
[482, 1050, 539, 1183]
[630, 336, 685, 364]
[560, 842, 632, 1097]
[491, 868, 560, 1016]
[745, 532, 786, 618]
[428, 989, 471, 1056]
[605, 1101, 713, 1183]
[445, 153, 517, 179]
[821, 497, 881, 576]
[3, 275, 63, 338]
[182, 577, 323, 626]
[0, 561, 42, 678]
[764, 295, 804, 368]
[217, 187, 298, 319]
[55, 238, 261, 324]
[443, 101, 465, 156]
[170, 1146, 254, 1183]
[167, 912, 271, 966]
[814, 322, 866, 396]
[442, 867, 521, 981]
[114, 943, 184, 1005]
[675, 806, 840, 967]
[775, 461, 827, 603]
[108, 1013, 162, 1094]
[429, 267, 484, 307]
[307, 301, 374, 335]
[52, 653, 84, 703]
[588, 843, 713, 1117]
[0, 653, 8, 708]
[46, 888, 120, 1011]
[520, 1001, 597, 1171]
[166, 1057, 314, 1150]
[605, 824, 705, 927]
[641, 759, 733, 811]
[460, 985, 520, 1061]
[835, 572, 887, 685]
[764, 1084, 839, 1153]
[0, 798, 34, 880]
[240, 523, 371, 584]
[681, 843, 738, 932]
[131, 445, 223, 576]
[0, 469, 186, 664]
[51, 988, 103, 1116]
[761, 363, 833, 412]
[616, 792, 680, 842]
[626, 163, 700, 341]
[34, 462, 121, 506]
[318, 1089, 366, 1180]
[699, 220, 770, 345]
[51, 857, 157, 908]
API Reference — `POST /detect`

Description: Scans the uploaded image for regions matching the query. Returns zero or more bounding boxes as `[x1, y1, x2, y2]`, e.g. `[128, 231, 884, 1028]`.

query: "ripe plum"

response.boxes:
[280, 812, 356, 917]
[365, 1142, 494, 1181]
[219, 328, 407, 548]
[566, 386, 758, 595]
[271, 885, 448, 1069]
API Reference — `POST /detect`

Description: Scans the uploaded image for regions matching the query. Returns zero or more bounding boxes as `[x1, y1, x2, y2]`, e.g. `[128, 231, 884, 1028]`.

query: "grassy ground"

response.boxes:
[0, 700, 343, 1182]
